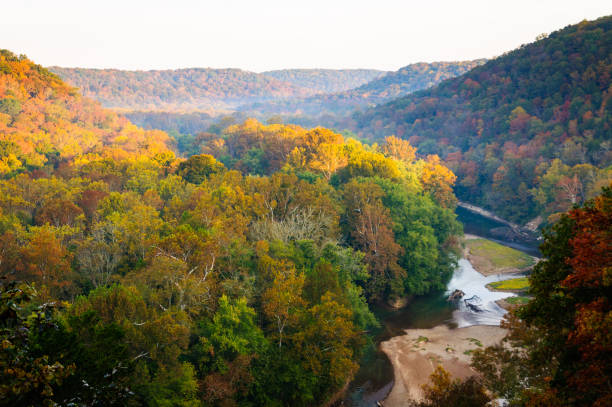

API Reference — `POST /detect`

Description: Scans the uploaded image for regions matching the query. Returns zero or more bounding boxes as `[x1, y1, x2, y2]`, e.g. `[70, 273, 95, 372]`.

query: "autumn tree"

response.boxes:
[383, 135, 417, 163]
[343, 180, 404, 299]
[293, 293, 360, 392]
[258, 244, 304, 351]
[16, 226, 74, 299]
[307, 142, 348, 180]
[418, 154, 457, 208]
[413, 366, 490, 407]
[473, 185, 612, 406]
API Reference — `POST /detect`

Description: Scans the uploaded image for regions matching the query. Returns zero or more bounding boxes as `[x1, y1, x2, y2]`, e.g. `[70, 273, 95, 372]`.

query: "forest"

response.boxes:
[259, 69, 386, 93]
[349, 16, 612, 226]
[48, 67, 314, 112]
[237, 60, 487, 118]
[0, 50, 461, 406]
[50, 61, 484, 128]
[2, 11, 612, 407]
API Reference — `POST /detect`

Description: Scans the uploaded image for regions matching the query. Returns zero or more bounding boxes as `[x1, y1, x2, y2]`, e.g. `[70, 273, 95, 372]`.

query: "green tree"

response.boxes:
[177, 154, 225, 184]
[0, 282, 75, 406]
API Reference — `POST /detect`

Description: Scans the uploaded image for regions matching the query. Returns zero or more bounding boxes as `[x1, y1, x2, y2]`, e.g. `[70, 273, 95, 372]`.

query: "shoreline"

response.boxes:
[374, 236, 534, 406]
[379, 236, 526, 406]
[495, 298, 513, 310]
[380, 325, 507, 405]
[463, 234, 538, 277]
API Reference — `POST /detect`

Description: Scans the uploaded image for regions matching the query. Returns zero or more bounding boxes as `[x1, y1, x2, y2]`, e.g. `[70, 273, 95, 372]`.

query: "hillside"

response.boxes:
[49, 66, 315, 112]
[50, 62, 485, 127]
[239, 60, 486, 118]
[347, 59, 486, 100]
[48, 67, 387, 114]
[261, 68, 387, 93]
[349, 16, 612, 225]
[0, 50, 171, 173]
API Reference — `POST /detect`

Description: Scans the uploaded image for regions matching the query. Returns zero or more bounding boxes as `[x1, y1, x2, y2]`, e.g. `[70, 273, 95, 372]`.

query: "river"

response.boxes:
[341, 208, 539, 406]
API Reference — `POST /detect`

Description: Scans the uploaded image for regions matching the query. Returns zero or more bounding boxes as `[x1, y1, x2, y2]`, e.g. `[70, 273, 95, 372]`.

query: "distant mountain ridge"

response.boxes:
[238, 60, 487, 117]
[50, 61, 485, 118]
[347, 60, 487, 100]
[48, 66, 316, 113]
[261, 69, 387, 93]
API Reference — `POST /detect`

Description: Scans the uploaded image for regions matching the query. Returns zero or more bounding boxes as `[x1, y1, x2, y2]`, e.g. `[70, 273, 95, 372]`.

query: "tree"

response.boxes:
[418, 155, 457, 208]
[195, 295, 267, 403]
[383, 135, 417, 163]
[413, 366, 490, 407]
[76, 220, 123, 288]
[0, 282, 75, 406]
[134, 226, 220, 315]
[557, 174, 583, 205]
[473, 185, 612, 406]
[260, 251, 305, 350]
[17, 226, 74, 300]
[177, 154, 225, 184]
[307, 143, 347, 180]
[293, 293, 360, 390]
[77, 189, 108, 220]
[343, 180, 404, 299]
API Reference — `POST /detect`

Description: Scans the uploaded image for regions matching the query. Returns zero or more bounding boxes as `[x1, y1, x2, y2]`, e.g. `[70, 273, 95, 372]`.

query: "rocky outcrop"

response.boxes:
[447, 289, 465, 302]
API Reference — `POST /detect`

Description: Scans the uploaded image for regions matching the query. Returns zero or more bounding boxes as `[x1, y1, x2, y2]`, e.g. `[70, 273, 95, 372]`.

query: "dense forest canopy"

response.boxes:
[261, 69, 387, 93]
[347, 60, 487, 100]
[3, 12, 612, 407]
[349, 16, 612, 226]
[237, 60, 487, 119]
[48, 67, 315, 112]
[50, 61, 485, 131]
[0, 50, 462, 406]
[0, 50, 172, 172]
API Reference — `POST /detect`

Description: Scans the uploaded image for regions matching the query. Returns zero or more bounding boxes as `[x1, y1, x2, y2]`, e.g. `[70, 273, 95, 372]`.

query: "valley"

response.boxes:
[1, 9, 611, 407]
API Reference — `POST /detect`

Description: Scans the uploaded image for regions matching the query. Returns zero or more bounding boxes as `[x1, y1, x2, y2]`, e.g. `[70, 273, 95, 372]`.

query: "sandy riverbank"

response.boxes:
[377, 237, 532, 406]
[380, 325, 507, 406]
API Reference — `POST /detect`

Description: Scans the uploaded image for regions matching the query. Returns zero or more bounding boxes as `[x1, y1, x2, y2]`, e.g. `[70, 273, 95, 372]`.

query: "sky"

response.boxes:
[3, 0, 611, 72]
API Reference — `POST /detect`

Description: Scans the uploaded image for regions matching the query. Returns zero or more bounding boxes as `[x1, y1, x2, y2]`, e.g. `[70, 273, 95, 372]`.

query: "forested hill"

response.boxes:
[0, 50, 172, 172]
[50, 62, 484, 122]
[349, 16, 612, 226]
[346, 59, 487, 101]
[48, 67, 386, 113]
[238, 60, 486, 118]
[261, 68, 387, 93]
[48, 66, 316, 112]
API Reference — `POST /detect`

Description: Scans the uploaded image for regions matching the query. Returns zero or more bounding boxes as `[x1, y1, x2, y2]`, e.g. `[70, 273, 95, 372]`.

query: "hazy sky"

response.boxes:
[3, 0, 610, 72]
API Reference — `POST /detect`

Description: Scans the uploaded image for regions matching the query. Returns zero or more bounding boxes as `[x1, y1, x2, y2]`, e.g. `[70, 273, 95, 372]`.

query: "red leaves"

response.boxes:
[560, 185, 612, 406]
[564, 190, 612, 289]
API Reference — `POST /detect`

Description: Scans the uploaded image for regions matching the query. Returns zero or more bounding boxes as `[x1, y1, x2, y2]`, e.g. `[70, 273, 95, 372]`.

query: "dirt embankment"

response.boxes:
[380, 325, 507, 406]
